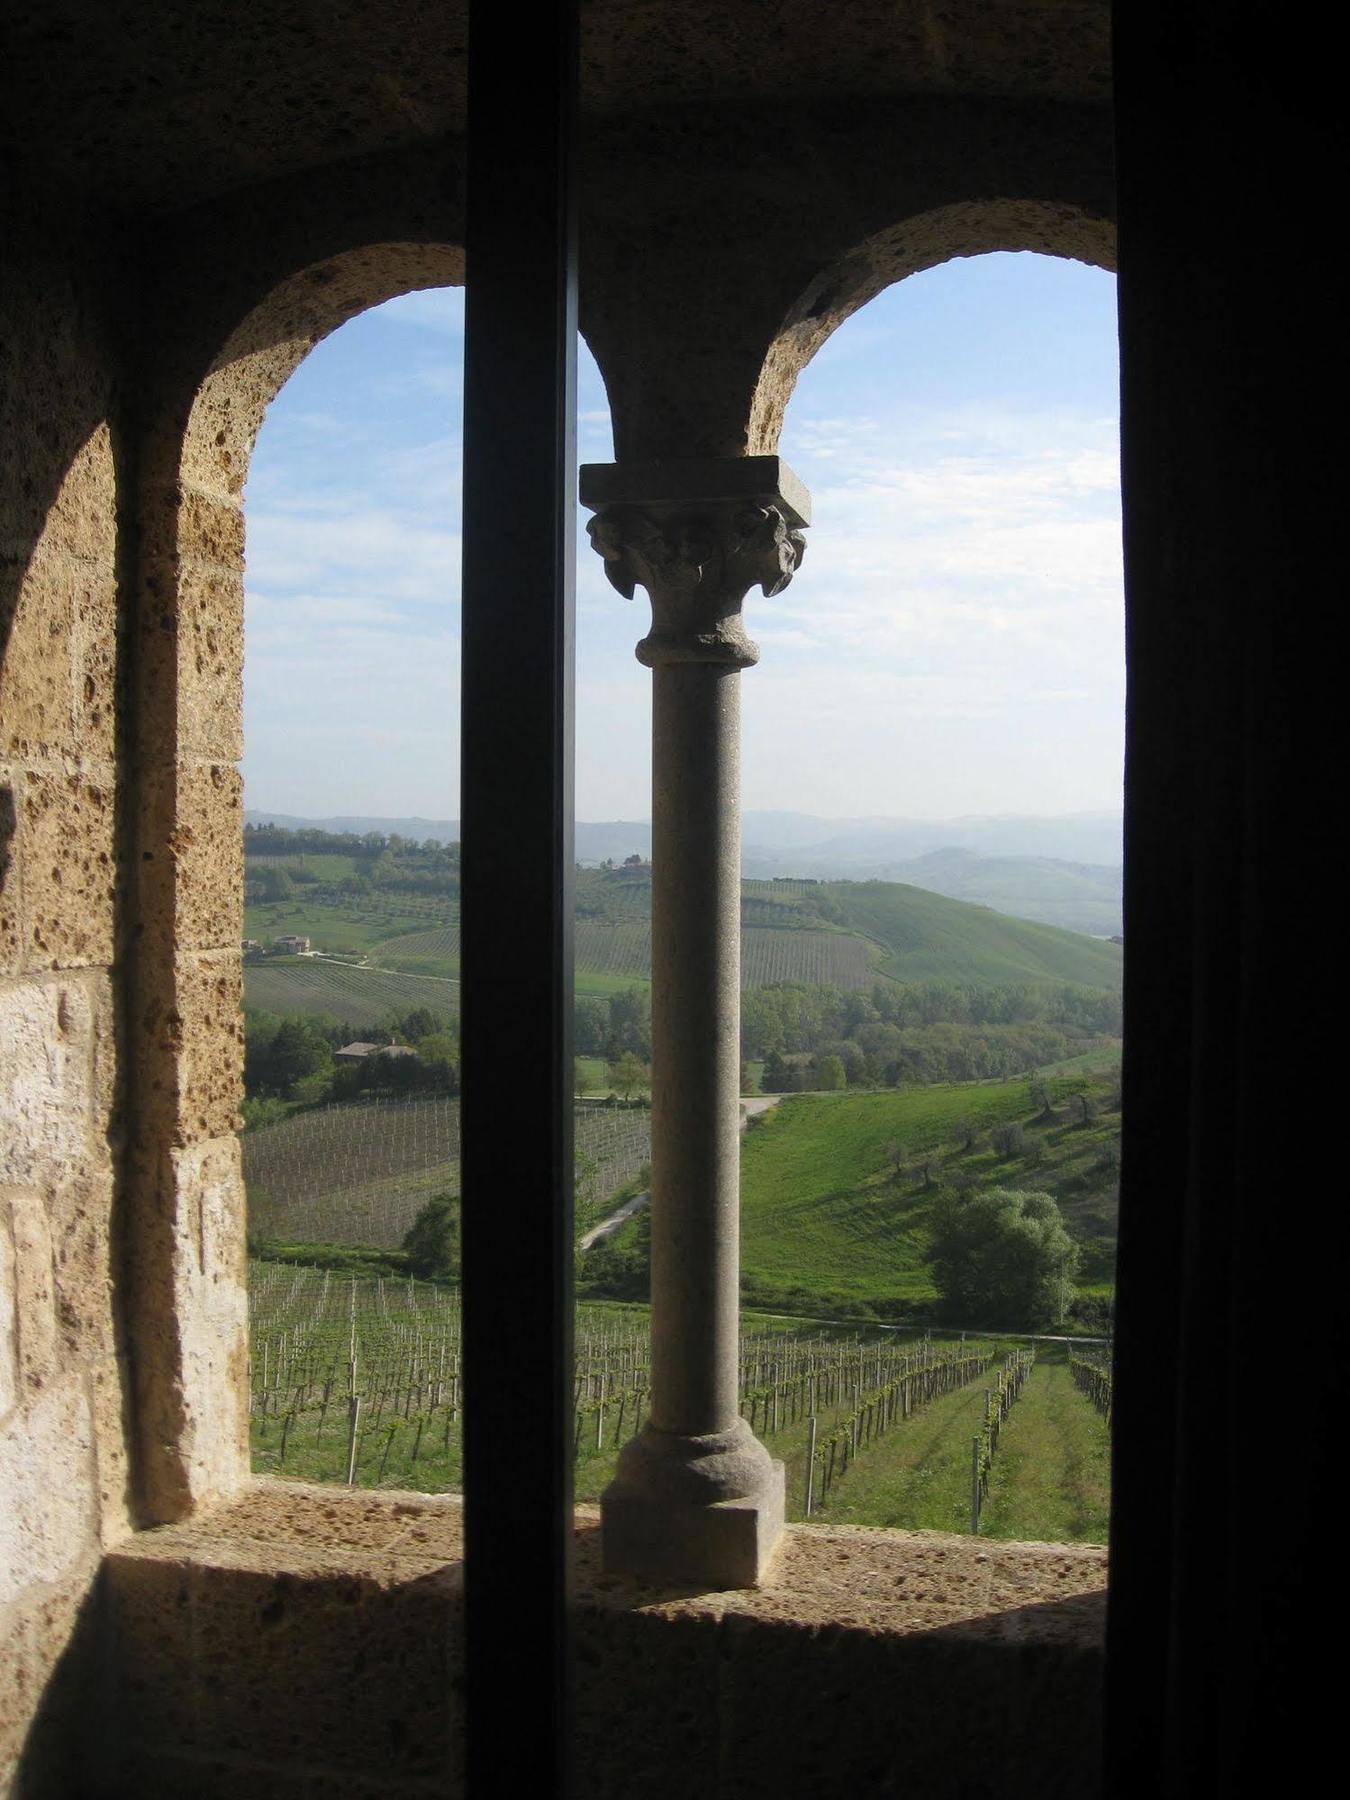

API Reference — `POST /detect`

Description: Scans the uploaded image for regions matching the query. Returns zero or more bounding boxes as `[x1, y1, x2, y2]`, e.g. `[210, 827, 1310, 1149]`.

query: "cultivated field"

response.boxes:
[247, 1265, 1109, 1538]
[244, 1095, 651, 1247]
[245, 958, 459, 1027]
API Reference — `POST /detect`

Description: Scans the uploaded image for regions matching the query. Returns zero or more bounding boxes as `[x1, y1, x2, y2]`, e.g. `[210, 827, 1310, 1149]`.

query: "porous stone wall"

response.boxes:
[103, 1485, 1107, 1800]
[0, 193, 135, 1795]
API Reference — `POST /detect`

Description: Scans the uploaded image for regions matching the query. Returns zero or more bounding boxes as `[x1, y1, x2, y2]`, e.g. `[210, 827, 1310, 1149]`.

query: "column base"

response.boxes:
[600, 1419, 786, 1589]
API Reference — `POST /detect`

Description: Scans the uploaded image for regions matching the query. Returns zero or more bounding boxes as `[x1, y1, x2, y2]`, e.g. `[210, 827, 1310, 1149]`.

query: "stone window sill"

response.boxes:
[103, 1478, 1107, 1798]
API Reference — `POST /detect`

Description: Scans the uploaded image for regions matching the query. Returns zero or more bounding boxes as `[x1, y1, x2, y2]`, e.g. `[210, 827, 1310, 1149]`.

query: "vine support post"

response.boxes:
[971, 1436, 981, 1534]
[804, 1415, 818, 1518]
[345, 1396, 362, 1486]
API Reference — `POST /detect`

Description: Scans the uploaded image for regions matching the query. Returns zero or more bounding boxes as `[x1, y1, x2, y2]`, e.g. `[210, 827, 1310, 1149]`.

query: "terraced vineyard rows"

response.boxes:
[572, 920, 651, 980]
[742, 927, 877, 989]
[244, 1096, 651, 1247]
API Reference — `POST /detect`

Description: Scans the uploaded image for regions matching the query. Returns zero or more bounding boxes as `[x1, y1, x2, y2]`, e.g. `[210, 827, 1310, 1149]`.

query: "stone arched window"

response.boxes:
[127, 241, 464, 1521]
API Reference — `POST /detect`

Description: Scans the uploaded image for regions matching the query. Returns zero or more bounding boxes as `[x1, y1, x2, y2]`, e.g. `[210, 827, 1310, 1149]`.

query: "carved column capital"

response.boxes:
[580, 457, 811, 668]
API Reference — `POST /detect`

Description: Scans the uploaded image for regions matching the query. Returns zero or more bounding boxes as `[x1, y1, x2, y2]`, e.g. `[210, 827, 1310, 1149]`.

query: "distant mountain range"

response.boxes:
[244, 808, 1123, 937]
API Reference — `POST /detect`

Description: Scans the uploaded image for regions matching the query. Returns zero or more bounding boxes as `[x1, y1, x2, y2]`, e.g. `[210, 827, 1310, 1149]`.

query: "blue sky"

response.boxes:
[243, 252, 1122, 822]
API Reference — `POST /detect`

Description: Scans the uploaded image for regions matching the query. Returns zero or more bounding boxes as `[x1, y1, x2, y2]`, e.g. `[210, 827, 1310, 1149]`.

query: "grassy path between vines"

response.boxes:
[805, 1373, 993, 1534]
[978, 1349, 1110, 1543]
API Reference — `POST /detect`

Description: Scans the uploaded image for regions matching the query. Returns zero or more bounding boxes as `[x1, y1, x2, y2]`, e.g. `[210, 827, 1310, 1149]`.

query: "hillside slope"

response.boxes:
[736, 1071, 1120, 1317]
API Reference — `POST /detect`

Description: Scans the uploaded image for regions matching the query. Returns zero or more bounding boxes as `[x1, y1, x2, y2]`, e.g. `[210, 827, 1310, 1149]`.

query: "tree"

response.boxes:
[266, 1017, 332, 1096]
[607, 986, 651, 1059]
[928, 1187, 1079, 1329]
[952, 1116, 980, 1151]
[990, 1121, 1026, 1158]
[402, 1194, 460, 1280]
[608, 1050, 648, 1098]
[257, 866, 295, 902]
[814, 1053, 846, 1091]
[574, 1057, 596, 1095]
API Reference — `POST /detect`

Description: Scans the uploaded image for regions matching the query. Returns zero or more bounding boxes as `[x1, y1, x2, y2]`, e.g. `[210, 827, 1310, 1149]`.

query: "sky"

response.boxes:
[242, 252, 1123, 823]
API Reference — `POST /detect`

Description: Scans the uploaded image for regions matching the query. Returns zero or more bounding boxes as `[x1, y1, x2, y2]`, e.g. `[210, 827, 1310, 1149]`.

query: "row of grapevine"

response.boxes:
[970, 1349, 1036, 1531]
[801, 1340, 994, 1514]
[1070, 1351, 1112, 1419]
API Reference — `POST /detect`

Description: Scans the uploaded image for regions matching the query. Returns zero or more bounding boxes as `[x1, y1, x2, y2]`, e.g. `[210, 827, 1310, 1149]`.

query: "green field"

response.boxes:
[246, 898, 443, 955]
[244, 958, 459, 1027]
[736, 1074, 1120, 1313]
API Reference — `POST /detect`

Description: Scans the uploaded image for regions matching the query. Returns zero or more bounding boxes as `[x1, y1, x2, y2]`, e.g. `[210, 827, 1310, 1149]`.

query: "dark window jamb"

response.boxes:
[461, 2, 578, 1793]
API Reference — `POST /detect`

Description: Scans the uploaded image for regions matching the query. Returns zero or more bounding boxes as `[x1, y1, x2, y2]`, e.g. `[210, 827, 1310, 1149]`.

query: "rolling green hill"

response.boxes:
[242, 849, 1121, 1023]
[735, 1071, 1120, 1317]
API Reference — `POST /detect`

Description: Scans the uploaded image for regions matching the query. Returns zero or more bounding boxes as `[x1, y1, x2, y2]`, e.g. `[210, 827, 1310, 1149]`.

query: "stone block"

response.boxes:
[18, 766, 116, 970]
[0, 776, 20, 976]
[137, 760, 243, 957]
[0, 553, 75, 764]
[48, 1166, 116, 1364]
[89, 1350, 134, 1545]
[106, 1550, 198, 1748]
[142, 482, 245, 571]
[4, 1187, 58, 1398]
[189, 1550, 457, 1778]
[115, 1747, 307, 1798]
[135, 558, 245, 765]
[1, 1565, 104, 1798]
[151, 1136, 250, 1510]
[40, 424, 120, 567]
[0, 973, 109, 1189]
[134, 949, 244, 1145]
[0, 1377, 98, 1606]
[177, 562, 245, 761]
[70, 556, 121, 767]
[573, 1604, 720, 1799]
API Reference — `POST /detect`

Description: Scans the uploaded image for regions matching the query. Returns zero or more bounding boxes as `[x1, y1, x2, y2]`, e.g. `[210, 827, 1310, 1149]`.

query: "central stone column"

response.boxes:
[580, 456, 810, 1587]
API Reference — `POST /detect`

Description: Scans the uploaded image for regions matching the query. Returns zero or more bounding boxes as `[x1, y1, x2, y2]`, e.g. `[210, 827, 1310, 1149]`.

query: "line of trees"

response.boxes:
[243, 1004, 459, 1116]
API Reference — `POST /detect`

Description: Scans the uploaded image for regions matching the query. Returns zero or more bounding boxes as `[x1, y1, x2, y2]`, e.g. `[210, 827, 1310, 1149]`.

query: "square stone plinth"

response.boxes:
[602, 1460, 785, 1590]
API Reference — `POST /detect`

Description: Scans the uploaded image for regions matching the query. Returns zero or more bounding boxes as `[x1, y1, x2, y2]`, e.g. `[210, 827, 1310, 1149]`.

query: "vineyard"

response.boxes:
[742, 927, 877, 989]
[244, 1096, 651, 1247]
[247, 1266, 1111, 1538]
[244, 958, 460, 1027]
[248, 1262, 1001, 1518]
[370, 925, 461, 976]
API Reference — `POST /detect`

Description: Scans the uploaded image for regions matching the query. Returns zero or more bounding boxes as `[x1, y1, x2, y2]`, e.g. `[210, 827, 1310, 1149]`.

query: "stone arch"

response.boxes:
[748, 198, 1116, 453]
[129, 240, 463, 1521]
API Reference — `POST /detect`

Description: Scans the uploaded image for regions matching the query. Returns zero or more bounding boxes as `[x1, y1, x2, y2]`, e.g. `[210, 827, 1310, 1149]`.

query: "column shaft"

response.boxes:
[649, 663, 743, 1436]
[579, 456, 809, 1586]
